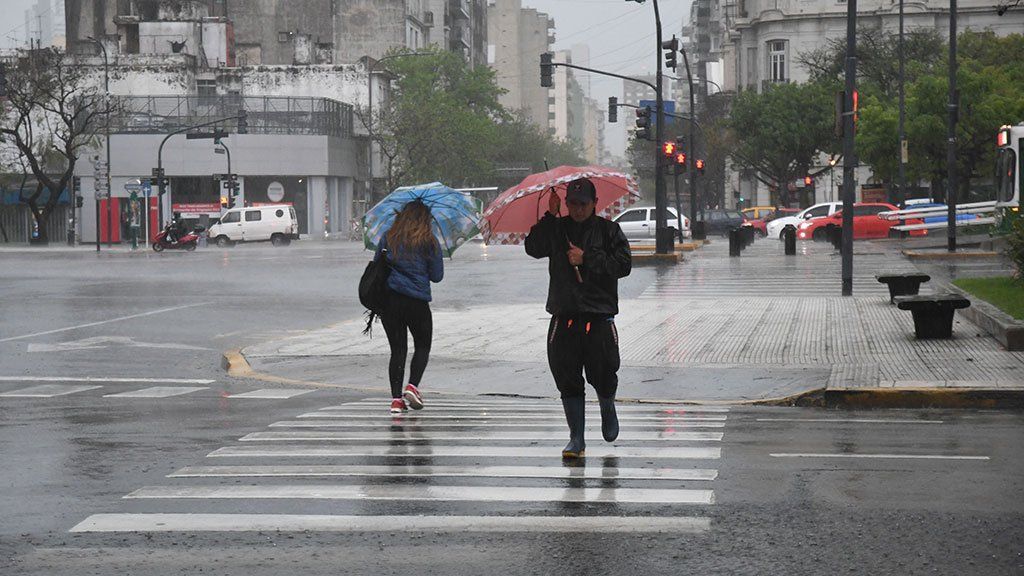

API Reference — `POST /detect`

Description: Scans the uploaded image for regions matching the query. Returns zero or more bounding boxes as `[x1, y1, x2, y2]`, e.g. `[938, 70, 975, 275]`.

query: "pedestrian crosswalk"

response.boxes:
[71, 398, 727, 535]
[0, 383, 313, 400]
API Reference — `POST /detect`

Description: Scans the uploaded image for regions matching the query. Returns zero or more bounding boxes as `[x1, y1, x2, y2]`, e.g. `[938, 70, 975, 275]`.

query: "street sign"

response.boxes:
[639, 99, 676, 125]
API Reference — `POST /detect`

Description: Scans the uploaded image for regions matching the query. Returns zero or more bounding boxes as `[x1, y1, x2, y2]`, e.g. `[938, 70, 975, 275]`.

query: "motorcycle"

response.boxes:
[153, 224, 204, 252]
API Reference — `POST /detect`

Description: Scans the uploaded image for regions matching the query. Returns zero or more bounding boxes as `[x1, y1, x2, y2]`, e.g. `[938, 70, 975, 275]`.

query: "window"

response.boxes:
[616, 209, 646, 223]
[221, 211, 240, 224]
[805, 205, 830, 218]
[245, 210, 262, 222]
[854, 205, 885, 216]
[745, 47, 758, 87]
[767, 40, 787, 83]
[278, 31, 292, 43]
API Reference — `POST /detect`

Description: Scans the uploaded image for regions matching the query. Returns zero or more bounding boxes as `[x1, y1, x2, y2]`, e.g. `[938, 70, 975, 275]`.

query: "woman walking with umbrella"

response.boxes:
[374, 200, 445, 413]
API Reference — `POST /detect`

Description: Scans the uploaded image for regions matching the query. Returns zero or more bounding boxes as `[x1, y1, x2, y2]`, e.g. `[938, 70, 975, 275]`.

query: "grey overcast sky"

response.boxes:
[527, 0, 693, 156]
[0, 0, 690, 155]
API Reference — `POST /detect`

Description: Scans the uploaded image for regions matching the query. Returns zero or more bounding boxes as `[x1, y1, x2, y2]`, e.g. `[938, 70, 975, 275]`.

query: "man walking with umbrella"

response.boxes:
[525, 177, 632, 459]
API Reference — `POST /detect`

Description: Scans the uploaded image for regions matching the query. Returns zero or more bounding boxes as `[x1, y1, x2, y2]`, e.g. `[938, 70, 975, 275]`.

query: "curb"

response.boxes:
[220, 349, 376, 392]
[945, 284, 1024, 351]
[903, 250, 1000, 260]
[787, 387, 1024, 410]
[632, 252, 683, 264]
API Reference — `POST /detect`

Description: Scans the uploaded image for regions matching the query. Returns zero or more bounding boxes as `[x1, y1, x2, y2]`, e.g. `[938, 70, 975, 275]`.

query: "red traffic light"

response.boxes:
[662, 141, 676, 156]
[675, 152, 686, 165]
[803, 175, 813, 186]
[694, 159, 705, 170]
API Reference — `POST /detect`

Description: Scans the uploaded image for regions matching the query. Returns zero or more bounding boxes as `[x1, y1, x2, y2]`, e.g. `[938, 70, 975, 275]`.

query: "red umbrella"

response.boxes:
[481, 165, 641, 244]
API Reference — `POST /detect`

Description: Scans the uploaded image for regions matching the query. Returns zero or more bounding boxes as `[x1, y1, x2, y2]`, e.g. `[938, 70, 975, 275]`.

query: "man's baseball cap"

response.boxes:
[565, 178, 597, 203]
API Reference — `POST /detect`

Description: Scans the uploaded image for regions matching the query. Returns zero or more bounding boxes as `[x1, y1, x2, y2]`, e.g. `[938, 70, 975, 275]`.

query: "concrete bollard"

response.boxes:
[783, 225, 796, 255]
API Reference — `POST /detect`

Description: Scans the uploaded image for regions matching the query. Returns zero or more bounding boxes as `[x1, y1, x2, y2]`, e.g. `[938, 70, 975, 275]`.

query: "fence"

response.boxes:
[0, 204, 71, 244]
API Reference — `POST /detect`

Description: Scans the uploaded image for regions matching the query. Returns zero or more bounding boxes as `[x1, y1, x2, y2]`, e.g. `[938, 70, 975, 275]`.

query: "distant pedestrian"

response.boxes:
[525, 177, 632, 458]
[374, 201, 444, 414]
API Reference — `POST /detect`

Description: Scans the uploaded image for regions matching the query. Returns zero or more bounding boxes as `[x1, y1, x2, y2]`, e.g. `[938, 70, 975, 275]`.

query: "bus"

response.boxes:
[995, 123, 1023, 210]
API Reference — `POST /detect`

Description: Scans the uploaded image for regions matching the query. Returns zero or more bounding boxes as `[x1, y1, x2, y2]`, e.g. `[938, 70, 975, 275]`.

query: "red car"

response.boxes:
[796, 203, 925, 240]
[743, 208, 800, 237]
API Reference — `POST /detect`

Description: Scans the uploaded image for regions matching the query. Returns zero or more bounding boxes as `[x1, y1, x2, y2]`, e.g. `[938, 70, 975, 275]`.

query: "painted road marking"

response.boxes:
[757, 418, 944, 424]
[325, 404, 730, 413]
[341, 401, 730, 412]
[238, 430, 724, 442]
[70, 513, 712, 534]
[0, 384, 101, 397]
[228, 389, 315, 399]
[297, 412, 728, 422]
[209, 445, 721, 459]
[271, 420, 727, 429]
[104, 386, 208, 398]
[0, 376, 215, 384]
[0, 302, 212, 344]
[169, 464, 719, 481]
[124, 484, 717, 505]
[770, 453, 989, 461]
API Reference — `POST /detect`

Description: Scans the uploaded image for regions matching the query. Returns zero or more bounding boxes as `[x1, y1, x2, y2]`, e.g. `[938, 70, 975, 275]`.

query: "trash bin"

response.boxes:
[729, 228, 741, 257]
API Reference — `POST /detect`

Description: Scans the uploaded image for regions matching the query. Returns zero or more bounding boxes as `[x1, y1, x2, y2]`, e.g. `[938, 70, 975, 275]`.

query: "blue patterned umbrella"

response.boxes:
[363, 182, 483, 258]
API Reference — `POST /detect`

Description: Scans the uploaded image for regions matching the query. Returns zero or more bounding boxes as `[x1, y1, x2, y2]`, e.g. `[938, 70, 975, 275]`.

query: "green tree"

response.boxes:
[726, 81, 838, 206]
[855, 31, 1024, 200]
[0, 48, 105, 244]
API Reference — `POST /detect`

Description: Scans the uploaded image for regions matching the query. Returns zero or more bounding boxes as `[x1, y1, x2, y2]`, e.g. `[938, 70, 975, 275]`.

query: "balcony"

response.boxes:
[108, 95, 354, 138]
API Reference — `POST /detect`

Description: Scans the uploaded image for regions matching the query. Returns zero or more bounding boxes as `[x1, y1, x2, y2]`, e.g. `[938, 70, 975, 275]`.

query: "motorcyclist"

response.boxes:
[166, 214, 186, 244]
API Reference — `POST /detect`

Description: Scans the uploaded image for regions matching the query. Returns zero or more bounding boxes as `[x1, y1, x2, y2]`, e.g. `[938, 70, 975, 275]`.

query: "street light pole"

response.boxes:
[897, 0, 907, 207]
[946, 0, 959, 253]
[841, 0, 858, 296]
[651, 0, 669, 254]
[679, 45, 698, 230]
[86, 36, 109, 251]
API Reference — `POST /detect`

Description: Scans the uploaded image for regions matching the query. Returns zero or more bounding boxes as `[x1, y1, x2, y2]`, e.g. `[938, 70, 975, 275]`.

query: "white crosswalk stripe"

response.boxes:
[227, 388, 315, 399]
[0, 384, 101, 397]
[71, 399, 728, 535]
[104, 386, 207, 398]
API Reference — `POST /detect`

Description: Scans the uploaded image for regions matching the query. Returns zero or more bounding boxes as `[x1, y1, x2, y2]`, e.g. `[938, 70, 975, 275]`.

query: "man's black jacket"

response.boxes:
[524, 212, 632, 317]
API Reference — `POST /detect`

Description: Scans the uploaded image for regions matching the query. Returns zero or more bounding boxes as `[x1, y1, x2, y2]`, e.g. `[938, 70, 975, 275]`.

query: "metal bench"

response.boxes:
[876, 273, 931, 303]
[895, 294, 971, 339]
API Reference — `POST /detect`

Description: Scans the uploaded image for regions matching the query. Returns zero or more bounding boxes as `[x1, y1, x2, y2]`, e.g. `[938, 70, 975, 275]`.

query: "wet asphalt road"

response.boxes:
[2, 242, 1023, 575]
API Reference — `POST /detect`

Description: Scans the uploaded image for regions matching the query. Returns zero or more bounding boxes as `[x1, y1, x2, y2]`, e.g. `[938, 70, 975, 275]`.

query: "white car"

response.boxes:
[208, 204, 300, 247]
[766, 201, 842, 239]
[612, 206, 691, 241]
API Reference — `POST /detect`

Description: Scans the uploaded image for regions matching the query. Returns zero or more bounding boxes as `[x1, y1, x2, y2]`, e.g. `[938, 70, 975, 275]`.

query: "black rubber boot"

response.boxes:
[598, 395, 619, 442]
[560, 397, 586, 459]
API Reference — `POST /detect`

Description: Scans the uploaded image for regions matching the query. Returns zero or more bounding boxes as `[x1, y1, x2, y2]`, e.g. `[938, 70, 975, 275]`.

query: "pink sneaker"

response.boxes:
[389, 398, 407, 414]
[403, 384, 424, 410]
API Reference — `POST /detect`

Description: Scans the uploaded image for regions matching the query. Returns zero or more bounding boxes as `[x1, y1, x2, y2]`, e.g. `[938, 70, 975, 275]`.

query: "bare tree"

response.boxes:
[0, 48, 105, 243]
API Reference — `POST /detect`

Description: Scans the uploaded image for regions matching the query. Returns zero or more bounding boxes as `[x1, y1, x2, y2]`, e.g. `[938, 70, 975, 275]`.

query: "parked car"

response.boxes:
[742, 207, 799, 237]
[766, 202, 842, 239]
[700, 209, 747, 237]
[797, 203, 926, 240]
[208, 204, 300, 247]
[612, 206, 691, 241]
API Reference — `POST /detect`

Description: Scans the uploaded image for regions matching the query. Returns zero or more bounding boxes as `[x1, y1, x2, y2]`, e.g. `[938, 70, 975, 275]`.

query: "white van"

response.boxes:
[207, 205, 300, 247]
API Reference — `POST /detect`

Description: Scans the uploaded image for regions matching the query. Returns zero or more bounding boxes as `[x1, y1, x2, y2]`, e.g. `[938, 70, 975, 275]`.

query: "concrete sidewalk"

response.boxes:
[239, 237, 1024, 406]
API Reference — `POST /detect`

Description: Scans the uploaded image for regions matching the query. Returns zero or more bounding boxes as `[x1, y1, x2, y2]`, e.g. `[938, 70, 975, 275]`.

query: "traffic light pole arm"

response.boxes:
[155, 114, 244, 225]
[548, 62, 657, 94]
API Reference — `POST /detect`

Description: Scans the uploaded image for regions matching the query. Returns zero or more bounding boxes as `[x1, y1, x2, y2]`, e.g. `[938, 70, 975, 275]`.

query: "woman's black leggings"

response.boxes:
[380, 291, 433, 398]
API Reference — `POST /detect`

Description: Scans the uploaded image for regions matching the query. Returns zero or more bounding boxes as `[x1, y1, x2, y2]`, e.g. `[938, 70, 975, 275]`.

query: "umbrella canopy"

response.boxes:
[480, 165, 641, 244]
[363, 182, 482, 258]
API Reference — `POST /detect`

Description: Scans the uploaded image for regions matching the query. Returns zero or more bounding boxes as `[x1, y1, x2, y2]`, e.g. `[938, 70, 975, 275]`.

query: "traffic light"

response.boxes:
[662, 141, 676, 157]
[662, 36, 679, 70]
[635, 106, 651, 140]
[803, 175, 813, 186]
[238, 109, 248, 134]
[695, 159, 705, 174]
[608, 97, 617, 123]
[675, 152, 687, 166]
[540, 53, 553, 88]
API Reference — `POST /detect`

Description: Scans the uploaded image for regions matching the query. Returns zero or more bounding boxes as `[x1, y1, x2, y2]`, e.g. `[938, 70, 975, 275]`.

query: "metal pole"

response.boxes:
[946, 0, 958, 252]
[679, 45, 698, 232]
[897, 0, 907, 207]
[652, 0, 669, 254]
[86, 37, 109, 251]
[367, 62, 374, 211]
[673, 164, 683, 238]
[841, 0, 857, 296]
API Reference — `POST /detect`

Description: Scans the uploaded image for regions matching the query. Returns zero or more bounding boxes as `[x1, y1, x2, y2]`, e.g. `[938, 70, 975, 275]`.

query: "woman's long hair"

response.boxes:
[386, 200, 438, 257]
